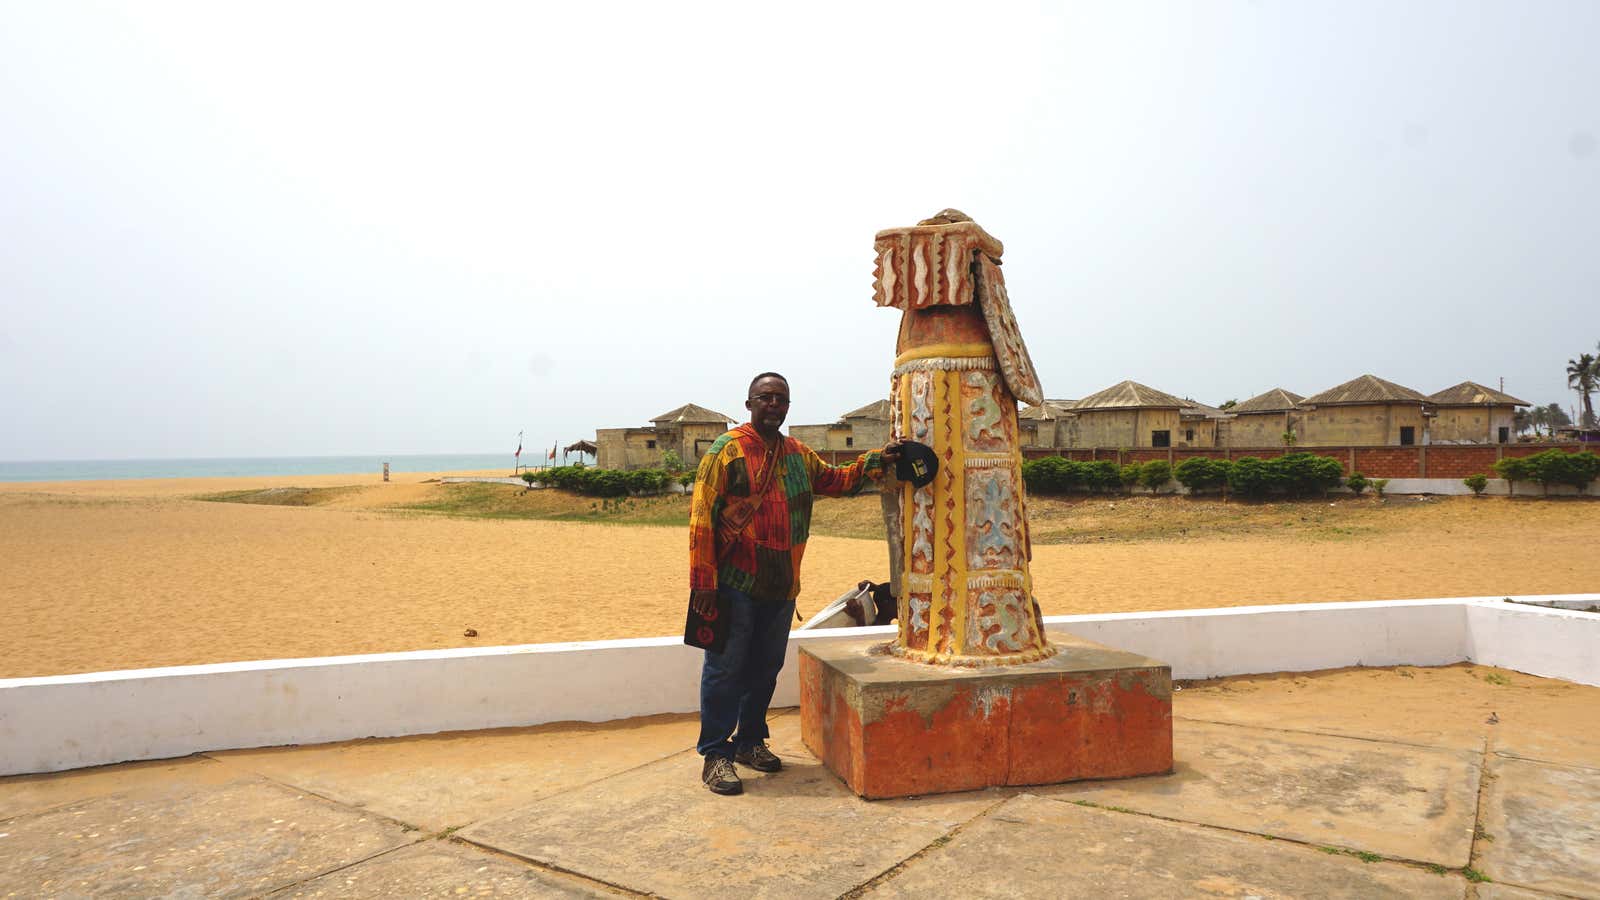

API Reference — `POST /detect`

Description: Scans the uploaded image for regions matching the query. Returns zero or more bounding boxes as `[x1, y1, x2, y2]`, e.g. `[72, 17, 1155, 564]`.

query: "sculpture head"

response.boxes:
[916, 208, 974, 226]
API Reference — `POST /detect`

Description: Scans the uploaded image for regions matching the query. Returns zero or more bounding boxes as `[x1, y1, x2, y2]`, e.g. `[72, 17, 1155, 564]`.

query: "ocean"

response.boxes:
[0, 454, 532, 483]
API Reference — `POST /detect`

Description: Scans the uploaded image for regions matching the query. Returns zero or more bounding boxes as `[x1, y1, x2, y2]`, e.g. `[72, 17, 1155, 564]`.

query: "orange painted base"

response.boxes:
[799, 630, 1173, 799]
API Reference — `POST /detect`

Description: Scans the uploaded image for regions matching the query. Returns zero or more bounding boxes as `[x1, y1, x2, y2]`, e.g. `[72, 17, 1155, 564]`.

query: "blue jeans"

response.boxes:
[697, 587, 795, 759]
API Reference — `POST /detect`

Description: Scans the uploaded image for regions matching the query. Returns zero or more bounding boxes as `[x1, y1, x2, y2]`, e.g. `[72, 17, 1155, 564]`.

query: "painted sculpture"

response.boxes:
[874, 210, 1054, 666]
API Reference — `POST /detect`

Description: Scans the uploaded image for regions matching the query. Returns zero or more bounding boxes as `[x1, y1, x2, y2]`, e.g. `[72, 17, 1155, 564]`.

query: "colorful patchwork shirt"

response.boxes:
[689, 423, 886, 601]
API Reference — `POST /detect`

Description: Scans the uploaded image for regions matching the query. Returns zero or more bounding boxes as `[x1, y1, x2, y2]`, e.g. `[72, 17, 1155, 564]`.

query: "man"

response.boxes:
[689, 372, 902, 795]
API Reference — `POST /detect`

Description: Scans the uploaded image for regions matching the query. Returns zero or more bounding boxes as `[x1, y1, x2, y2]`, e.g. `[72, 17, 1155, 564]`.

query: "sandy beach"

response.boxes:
[2, 472, 1597, 678]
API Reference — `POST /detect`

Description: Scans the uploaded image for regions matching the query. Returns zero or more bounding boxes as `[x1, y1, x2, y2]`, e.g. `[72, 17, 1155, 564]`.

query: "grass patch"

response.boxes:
[1426, 864, 1445, 875]
[1483, 673, 1512, 687]
[398, 482, 694, 527]
[1463, 867, 1491, 883]
[194, 486, 363, 507]
[1318, 846, 1383, 863]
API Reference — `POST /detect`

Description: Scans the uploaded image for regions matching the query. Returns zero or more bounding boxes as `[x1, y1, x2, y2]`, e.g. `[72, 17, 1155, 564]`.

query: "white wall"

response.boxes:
[2, 595, 1596, 776]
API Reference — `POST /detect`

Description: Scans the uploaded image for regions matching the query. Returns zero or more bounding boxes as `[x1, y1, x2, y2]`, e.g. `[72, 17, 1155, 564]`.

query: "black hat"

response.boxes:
[894, 440, 939, 488]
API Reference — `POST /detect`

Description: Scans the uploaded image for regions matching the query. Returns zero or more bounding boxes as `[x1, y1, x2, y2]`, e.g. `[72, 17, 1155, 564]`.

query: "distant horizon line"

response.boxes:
[0, 451, 525, 465]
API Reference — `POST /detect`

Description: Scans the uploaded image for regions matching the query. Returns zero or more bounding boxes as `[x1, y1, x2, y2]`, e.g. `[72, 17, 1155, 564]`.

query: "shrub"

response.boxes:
[1371, 478, 1389, 499]
[679, 472, 695, 488]
[1563, 450, 1600, 490]
[1346, 473, 1369, 495]
[1173, 457, 1231, 494]
[589, 469, 629, 497]
[1277, 452, 1346, 498]
[661, 449, 684, 473]
[1083, 460, 1122, 493]
[1463, 473, 1489, 496]
[625, 468, 670, 494]
[520, 471, 537, 487]
[1118, 463, 1143, 492]
[1525, 448, 1600, 494]
[1139, 460, 1173, 492]
[1227, 456, 1276, 497]
[537, 464, 634, 497]
[1021, 456, 1083, 494]
[1491, 456, 1531, 497]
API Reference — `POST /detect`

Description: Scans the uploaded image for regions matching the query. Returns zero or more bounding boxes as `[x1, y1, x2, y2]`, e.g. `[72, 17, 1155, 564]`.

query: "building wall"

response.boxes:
[1068, 409, 1182, 448]
[1228, 411, 1301, 448]
[676, 422, 732, 465]
[789, 424, 857, 451]
[595, 428, 664, 470]
[844, 418, 891, 451]
[1431, 406, 1517, 444]
[1176, 418, 1218, 448]
[1300, 403, 1427, 446]
[1023, 417, 1080, 449]
[1019, 418, 1060, 449]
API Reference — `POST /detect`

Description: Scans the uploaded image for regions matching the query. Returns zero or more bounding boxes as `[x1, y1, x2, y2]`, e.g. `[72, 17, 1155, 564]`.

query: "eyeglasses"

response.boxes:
[748, 393, 791, 406]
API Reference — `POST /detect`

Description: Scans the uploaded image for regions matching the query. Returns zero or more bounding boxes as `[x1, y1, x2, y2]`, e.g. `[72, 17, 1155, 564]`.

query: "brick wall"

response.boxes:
[1172, 449, 1230, 461]
[1426, 446, 1500, 479]
[1353, 448, 1421, 478]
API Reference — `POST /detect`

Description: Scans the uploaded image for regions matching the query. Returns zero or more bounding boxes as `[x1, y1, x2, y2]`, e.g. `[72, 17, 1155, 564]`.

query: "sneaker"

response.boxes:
[702, 755, 743, 795]
[734, 742, 783, 773]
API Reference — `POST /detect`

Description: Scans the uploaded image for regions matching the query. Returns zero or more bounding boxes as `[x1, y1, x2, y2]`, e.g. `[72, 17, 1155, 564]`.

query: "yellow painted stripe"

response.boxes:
[947, 368, 971, 656]
[893, 343, 994, 366]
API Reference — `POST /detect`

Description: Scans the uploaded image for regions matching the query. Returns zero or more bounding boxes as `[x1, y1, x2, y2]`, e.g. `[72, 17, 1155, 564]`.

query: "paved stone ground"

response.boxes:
[2, 664, 1596, 899]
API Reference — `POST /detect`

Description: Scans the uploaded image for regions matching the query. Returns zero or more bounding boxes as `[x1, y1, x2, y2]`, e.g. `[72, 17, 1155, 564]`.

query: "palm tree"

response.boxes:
[1568, 352, 1598, 428]
[1513, 407, 1532, 436]
[1529, 405, 1549, 438]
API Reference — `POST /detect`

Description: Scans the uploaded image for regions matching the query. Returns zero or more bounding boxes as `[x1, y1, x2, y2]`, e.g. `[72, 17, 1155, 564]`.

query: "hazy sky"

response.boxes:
[3, 1, 1596, 461]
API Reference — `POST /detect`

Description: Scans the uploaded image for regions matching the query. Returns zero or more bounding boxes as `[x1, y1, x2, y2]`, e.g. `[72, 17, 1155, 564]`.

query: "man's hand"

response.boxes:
[881, 439, 906, 466]
[690, 589, 719, 617]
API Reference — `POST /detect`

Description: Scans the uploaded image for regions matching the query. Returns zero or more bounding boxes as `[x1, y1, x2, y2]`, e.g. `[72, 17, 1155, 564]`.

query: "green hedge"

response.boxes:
[1020, 457, 1132, 494]
[1493, 449, 1600, 495]
[1022, 453, 1347, 498]
[1228, 453, 1344, 498]
[1020, 457, 1173, 494]
[537, 464, 677, 498]
[1173, 457, 1230, 494]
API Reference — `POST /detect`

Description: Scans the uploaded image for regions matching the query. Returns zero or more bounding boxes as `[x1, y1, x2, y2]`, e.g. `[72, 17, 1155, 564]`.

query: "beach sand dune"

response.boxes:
[2, 473, 1596, 678]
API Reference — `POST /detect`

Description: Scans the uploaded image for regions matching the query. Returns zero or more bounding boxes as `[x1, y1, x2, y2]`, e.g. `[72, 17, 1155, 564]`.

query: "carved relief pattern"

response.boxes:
[907, 593, 931, 648]
[976, 256, 1043, 406]
[910, 489, 934, 576]
[874, 224, 996, 310]
[909, 370, 932, 443]
[961, 371, 1008, 454]
[965, 467, 1021, 571]
[968, 588, 1035, 655]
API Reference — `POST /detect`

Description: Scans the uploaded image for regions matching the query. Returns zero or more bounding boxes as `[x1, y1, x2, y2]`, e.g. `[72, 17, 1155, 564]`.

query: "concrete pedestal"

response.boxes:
[799, 629, 1172, 799]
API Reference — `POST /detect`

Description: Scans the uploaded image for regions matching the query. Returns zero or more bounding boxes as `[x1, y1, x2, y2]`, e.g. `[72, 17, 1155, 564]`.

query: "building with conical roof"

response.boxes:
[1065, 381, 1227, 448]
[1017, 399, 1077, 448]
[1427, 382, 1529, 444]
[596, 403, 736, 470]
[789, 399, 893, 452]
[1298, 375, 1429, 446]
[1227, 388, 1306, 447]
